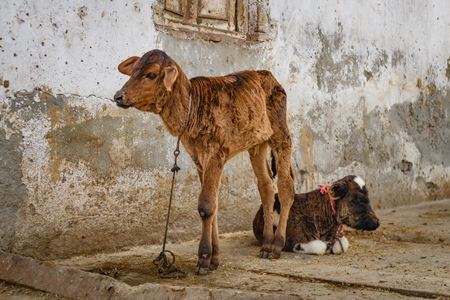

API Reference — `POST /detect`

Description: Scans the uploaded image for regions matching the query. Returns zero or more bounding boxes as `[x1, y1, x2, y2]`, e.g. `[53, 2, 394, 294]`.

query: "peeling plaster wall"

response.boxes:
[1, 0, 449, 259]
[270, 1, 450, 207]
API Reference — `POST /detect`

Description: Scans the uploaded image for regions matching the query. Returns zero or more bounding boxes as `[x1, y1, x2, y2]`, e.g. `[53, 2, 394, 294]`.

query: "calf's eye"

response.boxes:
[146, 73, 157, 80]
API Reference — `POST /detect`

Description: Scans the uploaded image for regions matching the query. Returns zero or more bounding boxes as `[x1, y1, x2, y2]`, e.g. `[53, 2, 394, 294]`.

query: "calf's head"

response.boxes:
[114, 49, 184, 113]
[329, 175, 380, 231]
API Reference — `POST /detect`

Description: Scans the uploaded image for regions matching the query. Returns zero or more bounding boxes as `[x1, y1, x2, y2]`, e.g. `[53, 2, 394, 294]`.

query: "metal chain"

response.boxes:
[152, 136, 186, 278]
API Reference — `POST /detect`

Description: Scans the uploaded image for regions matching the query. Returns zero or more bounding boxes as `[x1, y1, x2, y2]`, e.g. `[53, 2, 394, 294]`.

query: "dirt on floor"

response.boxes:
[0, 281, 70, 300]
[1, 199, 449, 299]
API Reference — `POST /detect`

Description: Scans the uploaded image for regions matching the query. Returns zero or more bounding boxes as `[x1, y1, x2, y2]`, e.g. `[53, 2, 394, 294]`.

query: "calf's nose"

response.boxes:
[114, 90, 124, 105]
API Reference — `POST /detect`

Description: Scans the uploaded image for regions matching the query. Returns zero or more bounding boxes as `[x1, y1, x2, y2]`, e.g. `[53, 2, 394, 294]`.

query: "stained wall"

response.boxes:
[1, 0, 449, 259]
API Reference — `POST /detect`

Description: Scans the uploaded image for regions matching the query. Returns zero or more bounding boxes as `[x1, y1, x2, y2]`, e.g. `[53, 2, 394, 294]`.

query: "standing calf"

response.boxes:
[114, 49, 295, 272]
[253, 175, 380, 255]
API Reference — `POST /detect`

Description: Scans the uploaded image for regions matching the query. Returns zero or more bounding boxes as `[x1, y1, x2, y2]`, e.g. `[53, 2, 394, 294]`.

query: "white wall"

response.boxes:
[1, 0, 449, 258]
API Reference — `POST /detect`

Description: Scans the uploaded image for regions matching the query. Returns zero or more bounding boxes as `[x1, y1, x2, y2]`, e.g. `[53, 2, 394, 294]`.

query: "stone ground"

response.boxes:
[1, 199, 449, 299]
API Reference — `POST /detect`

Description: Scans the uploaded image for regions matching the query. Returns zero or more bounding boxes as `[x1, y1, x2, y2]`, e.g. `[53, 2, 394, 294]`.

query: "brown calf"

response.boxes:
[114, 50, 295, 271]
[253, 175, 380, 255]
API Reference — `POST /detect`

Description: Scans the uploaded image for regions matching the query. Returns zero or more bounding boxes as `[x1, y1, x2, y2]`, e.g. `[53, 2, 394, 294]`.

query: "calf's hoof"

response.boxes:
[259, 250, 270, 258]
[209, 259, 219, 270]
[197, 257, 210, 269]
[195, 263, 219, 275]
[196, 267, 209, 276]
[197, 253, 219, 271]
[259, 245, 274, 258]
[272, 238, 284, 259]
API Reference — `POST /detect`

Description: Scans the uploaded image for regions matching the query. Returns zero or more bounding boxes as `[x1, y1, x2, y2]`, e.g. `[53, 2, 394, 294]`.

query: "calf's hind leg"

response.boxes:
[270, 146, 294, 258]
[249, 143, 276, 258]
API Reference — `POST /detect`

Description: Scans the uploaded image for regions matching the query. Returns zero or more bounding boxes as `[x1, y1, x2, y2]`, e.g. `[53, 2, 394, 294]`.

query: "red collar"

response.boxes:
[319, 184, 337, 215]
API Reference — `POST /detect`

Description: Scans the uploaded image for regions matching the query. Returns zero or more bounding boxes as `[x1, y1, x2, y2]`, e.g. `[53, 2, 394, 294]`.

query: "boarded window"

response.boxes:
[153, 0, 273, 44]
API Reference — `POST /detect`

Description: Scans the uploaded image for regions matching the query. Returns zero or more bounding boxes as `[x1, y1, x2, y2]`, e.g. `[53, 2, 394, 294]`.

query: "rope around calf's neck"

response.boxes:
[319, 184, 338, 215]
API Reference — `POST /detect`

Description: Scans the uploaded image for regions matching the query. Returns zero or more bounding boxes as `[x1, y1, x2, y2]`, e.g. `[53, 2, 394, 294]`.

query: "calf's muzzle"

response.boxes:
[114, 88, 131, 108]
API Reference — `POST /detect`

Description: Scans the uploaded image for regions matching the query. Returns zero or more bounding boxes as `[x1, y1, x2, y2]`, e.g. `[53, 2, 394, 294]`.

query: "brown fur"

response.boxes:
[114, 49, 295, 270]
[253, 175, 380, 251]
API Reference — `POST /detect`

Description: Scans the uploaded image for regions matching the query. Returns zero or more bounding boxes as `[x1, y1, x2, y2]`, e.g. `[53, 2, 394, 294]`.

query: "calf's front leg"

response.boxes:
[196, 157, 225, 271]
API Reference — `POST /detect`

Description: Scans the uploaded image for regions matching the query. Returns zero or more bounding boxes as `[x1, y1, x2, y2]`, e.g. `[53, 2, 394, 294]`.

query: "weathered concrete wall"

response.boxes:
[0, 0, 449, 259]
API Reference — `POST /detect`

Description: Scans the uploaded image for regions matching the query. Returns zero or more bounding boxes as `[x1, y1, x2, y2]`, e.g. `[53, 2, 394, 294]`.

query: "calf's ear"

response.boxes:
[329, 181, 348, 199]
[118, 56, 140, 76]
[163, 66, 178, 92]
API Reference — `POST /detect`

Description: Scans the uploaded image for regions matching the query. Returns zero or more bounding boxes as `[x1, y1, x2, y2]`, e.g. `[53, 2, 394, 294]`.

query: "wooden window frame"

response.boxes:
[153, 0, 274, 45]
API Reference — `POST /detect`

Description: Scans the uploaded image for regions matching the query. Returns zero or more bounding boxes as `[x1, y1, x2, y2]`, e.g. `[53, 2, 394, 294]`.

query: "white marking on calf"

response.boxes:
[332, 236, 349, 254]
[293, 240, 328, 255]
[272, 211, 280, 227]
[354, 176, 365, 189]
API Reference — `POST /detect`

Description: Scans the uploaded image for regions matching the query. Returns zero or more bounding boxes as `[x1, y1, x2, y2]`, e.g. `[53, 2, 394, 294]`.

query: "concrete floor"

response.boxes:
[1, 199, 450, 299]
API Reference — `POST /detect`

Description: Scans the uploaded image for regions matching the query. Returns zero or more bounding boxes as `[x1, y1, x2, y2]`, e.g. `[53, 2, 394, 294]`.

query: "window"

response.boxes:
[153, 0, 273, 44]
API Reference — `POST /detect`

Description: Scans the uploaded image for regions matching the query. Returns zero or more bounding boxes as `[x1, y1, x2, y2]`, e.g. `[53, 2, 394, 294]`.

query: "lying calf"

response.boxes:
[253, 175, 380, 255]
